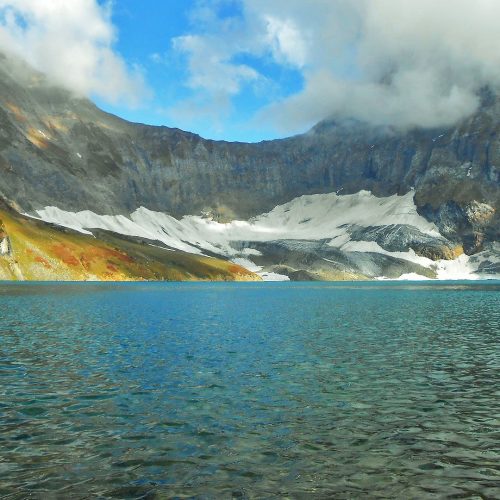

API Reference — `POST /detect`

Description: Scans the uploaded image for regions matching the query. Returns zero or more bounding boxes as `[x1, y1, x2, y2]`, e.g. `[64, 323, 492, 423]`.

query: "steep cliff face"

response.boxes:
[0, 52, 498, 261]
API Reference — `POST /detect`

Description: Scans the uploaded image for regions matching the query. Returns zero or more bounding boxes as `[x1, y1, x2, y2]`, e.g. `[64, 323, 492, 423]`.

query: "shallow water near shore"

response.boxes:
[0, 281, 499, 498]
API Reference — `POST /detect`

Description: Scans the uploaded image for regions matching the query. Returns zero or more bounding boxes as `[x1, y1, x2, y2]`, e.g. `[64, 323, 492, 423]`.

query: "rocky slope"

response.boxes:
[0, 202, 258, 281]
[28, 190, 498, 281]
[0, 52, 498, 280]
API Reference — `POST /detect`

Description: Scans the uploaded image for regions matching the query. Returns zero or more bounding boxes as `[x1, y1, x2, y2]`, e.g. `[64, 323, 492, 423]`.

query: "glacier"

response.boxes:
[29, 190, 499, 281]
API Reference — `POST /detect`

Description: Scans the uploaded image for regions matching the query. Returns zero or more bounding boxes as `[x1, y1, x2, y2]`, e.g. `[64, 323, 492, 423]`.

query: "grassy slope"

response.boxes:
[0, 206, 259, 281]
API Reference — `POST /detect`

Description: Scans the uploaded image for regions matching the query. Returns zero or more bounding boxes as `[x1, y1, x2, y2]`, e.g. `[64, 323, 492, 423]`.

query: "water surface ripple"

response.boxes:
[0, 281, 499, 498]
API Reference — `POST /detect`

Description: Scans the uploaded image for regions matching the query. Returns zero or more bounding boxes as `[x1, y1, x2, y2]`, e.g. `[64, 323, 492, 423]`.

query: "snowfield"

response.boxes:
[30, 190, 498, 281]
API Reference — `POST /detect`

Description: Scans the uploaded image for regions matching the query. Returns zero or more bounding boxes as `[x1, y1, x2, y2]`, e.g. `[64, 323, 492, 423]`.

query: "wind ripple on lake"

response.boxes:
[0, 282, 499, 498]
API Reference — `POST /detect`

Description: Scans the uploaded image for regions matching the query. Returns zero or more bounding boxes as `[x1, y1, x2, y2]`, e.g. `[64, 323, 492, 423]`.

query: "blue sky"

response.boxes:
[0, 1, 496, 141]
[93, 0, 305, 142]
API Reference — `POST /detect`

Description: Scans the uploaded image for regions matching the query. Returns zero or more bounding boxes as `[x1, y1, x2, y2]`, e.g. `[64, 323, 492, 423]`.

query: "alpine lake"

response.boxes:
[0, 281, 499, 498]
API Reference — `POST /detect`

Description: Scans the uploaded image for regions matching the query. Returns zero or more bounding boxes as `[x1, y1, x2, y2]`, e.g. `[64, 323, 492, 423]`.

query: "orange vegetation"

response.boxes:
[5, 102, 26, 122]
[0, 204, 260, 282]
[26, 127, 51, 149]
[44, 117, 68, 133]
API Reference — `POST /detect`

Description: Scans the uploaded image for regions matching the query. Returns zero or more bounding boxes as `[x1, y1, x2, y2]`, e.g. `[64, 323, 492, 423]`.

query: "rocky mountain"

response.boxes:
[0, 52, 498, 281]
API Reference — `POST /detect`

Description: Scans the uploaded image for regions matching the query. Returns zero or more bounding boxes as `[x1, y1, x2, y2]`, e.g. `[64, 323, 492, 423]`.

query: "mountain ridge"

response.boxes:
[0, 52, 498, 280]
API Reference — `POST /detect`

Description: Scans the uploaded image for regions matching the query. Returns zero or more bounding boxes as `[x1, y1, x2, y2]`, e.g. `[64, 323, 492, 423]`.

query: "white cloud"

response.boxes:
[260, 70, 481, 132]
[254, 0, 500, 132]
[173, 34, 258, 96]
[0, 0, 147, 105]
[149, 52, 163, 64]
[168, 5, 263, 125]
[173, 0, 500, 134]
[263, 15, 307, 68]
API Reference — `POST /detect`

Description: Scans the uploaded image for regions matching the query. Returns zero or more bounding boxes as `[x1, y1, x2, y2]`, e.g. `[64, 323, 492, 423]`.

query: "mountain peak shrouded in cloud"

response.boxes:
[0, 0, 498, 140]
[176, 0, 500, 134]
[0, 0, 148, 105]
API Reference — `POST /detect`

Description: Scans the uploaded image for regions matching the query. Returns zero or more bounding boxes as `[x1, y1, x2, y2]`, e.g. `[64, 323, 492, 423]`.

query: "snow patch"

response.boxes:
[397, 273, 432, 281]
[30, 190, 495, 280]
[259, 271, 290, 281]
[231, 258, 289, 281]
[434, 254, 480, 280]
[231, 258, 260, 273]
[35, 190, 438, 254]
[0, 237, 10, 255]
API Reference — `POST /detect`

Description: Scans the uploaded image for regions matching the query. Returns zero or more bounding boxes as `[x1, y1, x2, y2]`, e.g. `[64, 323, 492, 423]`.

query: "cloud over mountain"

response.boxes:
[1, 0, 498, 134]
[175, 0, 500, 132]
[0, 0, 147, 105]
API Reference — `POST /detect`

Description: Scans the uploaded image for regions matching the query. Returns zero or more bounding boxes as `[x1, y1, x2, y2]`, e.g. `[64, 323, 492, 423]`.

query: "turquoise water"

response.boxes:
[0, 281, 499, 499]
